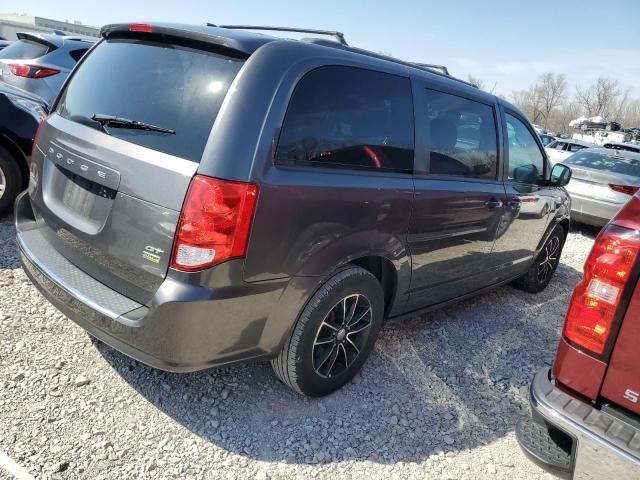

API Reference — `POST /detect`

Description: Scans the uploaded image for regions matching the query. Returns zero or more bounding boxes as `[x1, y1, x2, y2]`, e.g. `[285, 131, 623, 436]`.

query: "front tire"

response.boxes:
[512, 224, 566, 293]
[0, 146, 23, 217]
[271, 266, 384, 397]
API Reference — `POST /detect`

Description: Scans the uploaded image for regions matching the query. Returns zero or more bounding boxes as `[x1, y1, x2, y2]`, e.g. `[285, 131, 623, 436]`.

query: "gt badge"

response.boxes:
[142, 245, 164, 264]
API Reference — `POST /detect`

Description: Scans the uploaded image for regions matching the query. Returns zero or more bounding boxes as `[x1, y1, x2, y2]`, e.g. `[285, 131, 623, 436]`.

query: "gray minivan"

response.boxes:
[15, 23, 572, 397]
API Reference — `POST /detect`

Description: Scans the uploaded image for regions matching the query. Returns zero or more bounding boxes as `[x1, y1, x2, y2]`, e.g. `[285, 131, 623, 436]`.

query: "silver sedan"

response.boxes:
[562, 148, 640, 226]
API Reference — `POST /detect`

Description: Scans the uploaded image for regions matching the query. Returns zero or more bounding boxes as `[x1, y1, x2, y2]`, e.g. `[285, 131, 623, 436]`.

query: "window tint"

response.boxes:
[564, 151, 640, 177]
[57, 39, 244, 163]
[0, 39, 50, 59]
[421, 90, 497, 179]
[568, 143, 585, 152]
[276, 66, 414, 172]
[506, 113, 545, 184]
[68, 48, 89, 62]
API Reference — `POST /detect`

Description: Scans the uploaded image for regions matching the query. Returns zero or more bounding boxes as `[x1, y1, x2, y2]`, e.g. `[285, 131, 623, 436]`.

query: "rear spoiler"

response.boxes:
[15, 32, 60, 52]
[100, 23, 254, 57]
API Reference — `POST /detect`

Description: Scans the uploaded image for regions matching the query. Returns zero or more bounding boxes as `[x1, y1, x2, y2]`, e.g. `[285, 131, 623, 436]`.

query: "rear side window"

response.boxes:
[568, 143, 585, 152]
[57, 39, 244, 162]
[564, 151, 640, 177]
[0, 39, 50, 59]
[68, 48, 89, 62]
[420, 90, 498, 179]
[276, 66, 414, 172]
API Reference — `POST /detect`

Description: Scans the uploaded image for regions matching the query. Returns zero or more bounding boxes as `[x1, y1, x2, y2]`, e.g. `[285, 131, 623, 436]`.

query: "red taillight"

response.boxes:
[9, 63, 60, 79]
[563, 225, 640, 355]
[609, 184, 639, 196]
[170, 175, 259, 272]
[128, 23, 153, 33]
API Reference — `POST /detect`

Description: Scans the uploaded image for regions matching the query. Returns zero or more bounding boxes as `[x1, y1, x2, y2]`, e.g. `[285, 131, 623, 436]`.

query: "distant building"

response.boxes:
[0, 13, 100, 40]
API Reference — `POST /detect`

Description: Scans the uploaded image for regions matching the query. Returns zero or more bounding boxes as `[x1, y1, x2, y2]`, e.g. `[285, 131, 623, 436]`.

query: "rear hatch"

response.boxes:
[0, 33, 57, 86]
[30, 31, 245, 304]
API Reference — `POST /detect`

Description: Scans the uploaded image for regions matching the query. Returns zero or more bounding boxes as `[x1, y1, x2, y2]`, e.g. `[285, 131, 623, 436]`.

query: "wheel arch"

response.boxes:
[350, 255, 397, 316]
[0, 133, 30, 190]
[536, 214, 570, 255]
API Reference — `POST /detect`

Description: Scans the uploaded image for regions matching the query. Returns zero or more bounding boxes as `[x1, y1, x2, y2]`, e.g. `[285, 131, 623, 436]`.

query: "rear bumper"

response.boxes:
[517, 368, 640, 479]
[15, 191, 301, 372]
[570, 194, 624, 227]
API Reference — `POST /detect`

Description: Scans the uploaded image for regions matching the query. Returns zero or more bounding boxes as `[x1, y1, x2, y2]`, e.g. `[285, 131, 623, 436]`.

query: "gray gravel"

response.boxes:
[0, 212, 598, 480]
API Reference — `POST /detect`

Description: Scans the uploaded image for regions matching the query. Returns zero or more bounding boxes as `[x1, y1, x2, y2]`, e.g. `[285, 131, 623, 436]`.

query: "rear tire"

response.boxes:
[512, 225, 566, 293]
[271, 266, 384, 397]
[0, 146, 23, 217]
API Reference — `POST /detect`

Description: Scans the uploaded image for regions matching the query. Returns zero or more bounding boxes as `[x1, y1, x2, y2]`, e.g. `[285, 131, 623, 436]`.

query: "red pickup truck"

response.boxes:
[517, 193, 640, 478]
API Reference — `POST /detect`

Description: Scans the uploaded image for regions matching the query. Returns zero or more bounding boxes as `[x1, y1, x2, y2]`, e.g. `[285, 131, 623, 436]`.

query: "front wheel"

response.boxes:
[271, 266, 384, 397]
[512, 224, 566, 293]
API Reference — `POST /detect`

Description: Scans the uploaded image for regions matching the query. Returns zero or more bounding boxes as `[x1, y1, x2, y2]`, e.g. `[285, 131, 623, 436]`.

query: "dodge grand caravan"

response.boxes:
[15, 23, 572, 397]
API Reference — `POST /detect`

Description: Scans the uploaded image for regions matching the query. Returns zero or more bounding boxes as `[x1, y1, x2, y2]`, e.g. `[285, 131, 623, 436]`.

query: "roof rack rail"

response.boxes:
[204, 24, 476, 89]
[206, 24, 348, 46]
[411, 63, 450, 77]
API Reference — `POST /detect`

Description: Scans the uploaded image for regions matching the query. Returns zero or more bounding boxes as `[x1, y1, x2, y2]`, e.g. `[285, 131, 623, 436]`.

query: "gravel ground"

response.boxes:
[0, 212, 598, 480]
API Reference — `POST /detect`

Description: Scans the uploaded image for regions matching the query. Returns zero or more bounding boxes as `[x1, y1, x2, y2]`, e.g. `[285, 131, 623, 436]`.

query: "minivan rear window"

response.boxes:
[56, 39, 244, 163]
[0, 39, 50, 59]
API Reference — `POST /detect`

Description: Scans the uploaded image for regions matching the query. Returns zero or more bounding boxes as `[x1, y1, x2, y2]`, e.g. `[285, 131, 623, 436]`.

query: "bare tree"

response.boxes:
[575, 77, 621, 118]
[511, 86, 544, 124]
[467, 74, 484, 90]
[619, 98, 640, 127]
[466, 74, 497, 94]
[537, 73, 567, 128]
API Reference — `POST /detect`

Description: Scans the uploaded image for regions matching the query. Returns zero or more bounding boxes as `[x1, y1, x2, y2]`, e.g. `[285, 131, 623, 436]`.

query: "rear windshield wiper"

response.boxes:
[91, 113, 176, 134]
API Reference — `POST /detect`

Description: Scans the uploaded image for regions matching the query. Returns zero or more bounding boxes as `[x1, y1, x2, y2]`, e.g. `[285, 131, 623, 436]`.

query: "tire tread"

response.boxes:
[271, 266, 378, 395]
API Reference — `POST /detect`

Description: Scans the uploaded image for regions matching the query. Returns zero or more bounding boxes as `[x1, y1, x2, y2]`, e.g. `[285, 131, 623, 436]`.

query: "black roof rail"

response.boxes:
[208, 24, 348, 46]
[205, 24, 478, 90]
[411, 63, 450, 77]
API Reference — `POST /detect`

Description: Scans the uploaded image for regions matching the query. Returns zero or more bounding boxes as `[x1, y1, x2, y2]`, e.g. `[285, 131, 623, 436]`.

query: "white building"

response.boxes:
[0, 13, 99, 40]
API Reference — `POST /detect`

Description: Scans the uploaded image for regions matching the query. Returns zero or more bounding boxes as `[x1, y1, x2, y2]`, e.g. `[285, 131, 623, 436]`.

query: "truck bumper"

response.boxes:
[516, 368, 640, 479]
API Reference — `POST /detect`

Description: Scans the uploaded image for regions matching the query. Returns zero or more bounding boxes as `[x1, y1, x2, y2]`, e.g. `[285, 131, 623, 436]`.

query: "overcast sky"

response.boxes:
[5, 0, 640, 96]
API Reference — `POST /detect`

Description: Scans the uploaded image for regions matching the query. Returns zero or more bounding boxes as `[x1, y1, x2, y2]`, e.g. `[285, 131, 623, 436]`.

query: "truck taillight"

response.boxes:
[170, 175, 259, 272]
[563, 225, 640, 355]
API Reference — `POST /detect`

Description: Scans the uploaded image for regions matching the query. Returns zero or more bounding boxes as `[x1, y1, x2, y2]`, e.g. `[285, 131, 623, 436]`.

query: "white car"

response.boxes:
[545, 139, 594, 165]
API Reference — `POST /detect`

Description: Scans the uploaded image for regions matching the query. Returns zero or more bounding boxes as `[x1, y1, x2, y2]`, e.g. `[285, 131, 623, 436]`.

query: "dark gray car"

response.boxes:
[0, 32, 94, 104]
[15, 23, 572, 397]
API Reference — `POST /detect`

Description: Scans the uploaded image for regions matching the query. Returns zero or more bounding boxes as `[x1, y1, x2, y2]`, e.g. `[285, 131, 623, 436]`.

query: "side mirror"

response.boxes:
[550, 163, 571, 187]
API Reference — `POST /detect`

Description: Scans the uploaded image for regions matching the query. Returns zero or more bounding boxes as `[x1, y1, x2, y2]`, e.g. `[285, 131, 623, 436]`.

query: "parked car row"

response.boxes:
[545, 138, 594, 165]
[569, 115, 622, 131]
[0, 32, 94, 104]
[0, 32, 94, 216]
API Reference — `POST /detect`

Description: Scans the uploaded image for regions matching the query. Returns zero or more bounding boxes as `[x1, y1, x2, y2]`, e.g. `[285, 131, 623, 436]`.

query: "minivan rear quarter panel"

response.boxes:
[198, 42, 417, 314]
